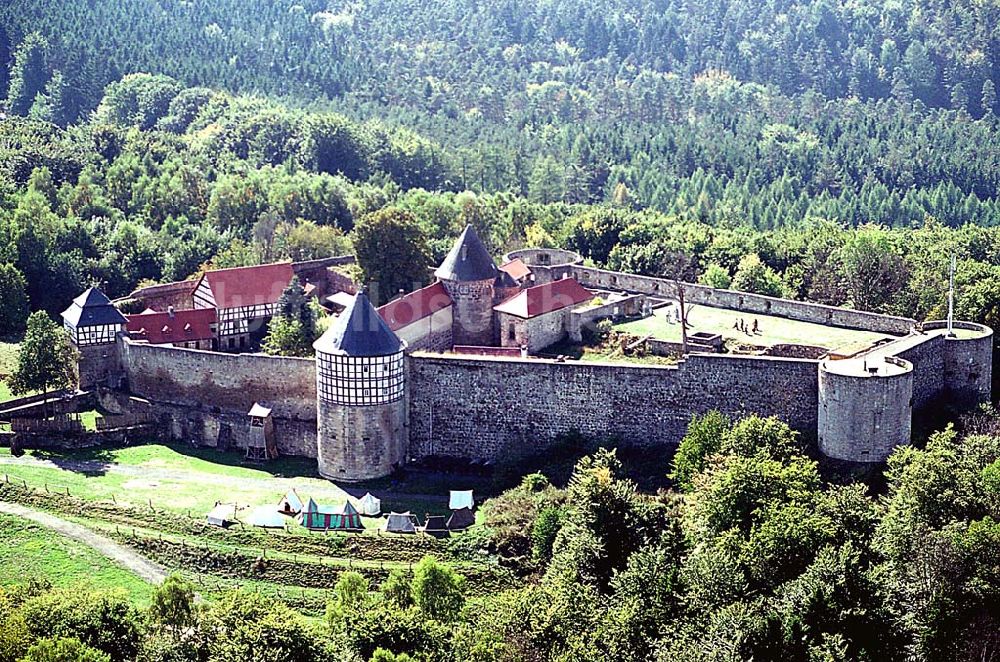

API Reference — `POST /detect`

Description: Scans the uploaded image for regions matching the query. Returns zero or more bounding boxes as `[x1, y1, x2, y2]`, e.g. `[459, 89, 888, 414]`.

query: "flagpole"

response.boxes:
[947, 254, 955, 337]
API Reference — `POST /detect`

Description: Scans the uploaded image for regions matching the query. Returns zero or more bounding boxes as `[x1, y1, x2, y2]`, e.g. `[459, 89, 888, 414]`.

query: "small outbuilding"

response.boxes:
[449, 490, 475, 511]
[247, 403, 278, 462]
[278, 490, 304, 515]
[206, 503, 236, 527]
[446, 507, 476, 531]
[385, 512, 420, 534]
[359, 493, 382, 517]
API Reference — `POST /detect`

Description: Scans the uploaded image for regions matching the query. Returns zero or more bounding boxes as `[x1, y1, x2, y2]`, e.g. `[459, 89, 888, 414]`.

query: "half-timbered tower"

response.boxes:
[314, 291, 408, 481]
[61, 287, 128, 389]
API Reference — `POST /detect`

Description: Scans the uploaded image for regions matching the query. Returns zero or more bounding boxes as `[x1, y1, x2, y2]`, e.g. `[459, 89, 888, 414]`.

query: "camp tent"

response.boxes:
[206, 503, 236, 527]
[329, 501, 364, 531]
[446, 507, 475, 531]
[422, 515, 449, 537]
[278, 490, 304, 515]
[299, 499, 364, 531]
[359, 492, 381, 516]
[385, 512, 420, 534]
[449, 490, 474, 510]
[245, 506, 286, 528]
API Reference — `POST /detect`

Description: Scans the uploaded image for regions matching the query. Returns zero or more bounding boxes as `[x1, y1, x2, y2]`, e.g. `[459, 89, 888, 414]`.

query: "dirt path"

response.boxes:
[0, 501, 168, 585]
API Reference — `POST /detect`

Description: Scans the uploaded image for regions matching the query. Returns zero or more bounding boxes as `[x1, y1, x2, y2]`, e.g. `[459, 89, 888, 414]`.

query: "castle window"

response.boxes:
[508, 325, 516, 341]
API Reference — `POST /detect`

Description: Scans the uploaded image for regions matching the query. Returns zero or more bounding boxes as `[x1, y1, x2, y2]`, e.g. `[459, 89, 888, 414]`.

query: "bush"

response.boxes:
[19, 589, 143, 662]
[22, 637, 110, 662]
[411, 556, 465, 622]
[531, 507, 565, 565]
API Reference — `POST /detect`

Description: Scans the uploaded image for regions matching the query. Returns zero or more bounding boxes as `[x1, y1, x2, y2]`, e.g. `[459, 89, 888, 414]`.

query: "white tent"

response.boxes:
[278, 490, 304, 515]
[245, 506, 286, 528]
[359, 492, 381, 516]
[449, 490, 474, 511]
[206, 503, 236, 527]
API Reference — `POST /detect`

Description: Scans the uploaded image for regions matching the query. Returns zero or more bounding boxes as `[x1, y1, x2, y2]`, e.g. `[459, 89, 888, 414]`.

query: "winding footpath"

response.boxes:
[0, 501, 168, 585]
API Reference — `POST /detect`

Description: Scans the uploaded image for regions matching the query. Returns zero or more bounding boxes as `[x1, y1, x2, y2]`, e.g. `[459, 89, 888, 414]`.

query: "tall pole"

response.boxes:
[947, 253, 956, 337]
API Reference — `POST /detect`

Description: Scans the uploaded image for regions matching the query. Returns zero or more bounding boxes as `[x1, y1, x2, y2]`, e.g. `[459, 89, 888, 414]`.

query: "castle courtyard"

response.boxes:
[613, 302, 898, 352]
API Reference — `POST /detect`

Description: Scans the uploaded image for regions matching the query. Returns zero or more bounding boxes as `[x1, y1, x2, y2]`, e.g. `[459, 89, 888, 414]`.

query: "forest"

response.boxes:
[1, 0, 1000, 660]
[2, 412, 1000, 661]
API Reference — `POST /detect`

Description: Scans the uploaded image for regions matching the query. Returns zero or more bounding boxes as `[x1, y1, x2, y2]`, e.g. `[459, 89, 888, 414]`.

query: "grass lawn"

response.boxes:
[0, 513, 154, 604]
[541, 339, 679, 366]
[0, 443, 450, 524]
[614, 304, 893, 350]
[0, 341, 18, 375]
[0, 380, 11, 404]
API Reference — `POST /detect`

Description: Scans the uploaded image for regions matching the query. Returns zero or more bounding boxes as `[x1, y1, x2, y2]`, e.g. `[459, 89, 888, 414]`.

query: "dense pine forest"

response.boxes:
[2, 1, 1000, 660]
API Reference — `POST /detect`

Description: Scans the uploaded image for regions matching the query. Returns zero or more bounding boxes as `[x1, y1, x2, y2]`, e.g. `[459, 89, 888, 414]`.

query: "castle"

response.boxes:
[57, 226, 993, 480]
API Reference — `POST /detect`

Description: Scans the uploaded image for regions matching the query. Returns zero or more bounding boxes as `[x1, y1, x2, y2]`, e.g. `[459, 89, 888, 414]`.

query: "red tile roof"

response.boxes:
[493, 278, 593, 319]
[199, 262, 295, 309]
[126, 308, 217, 345]
[499, 258, 531, 281]
[377, 282, 454, 332]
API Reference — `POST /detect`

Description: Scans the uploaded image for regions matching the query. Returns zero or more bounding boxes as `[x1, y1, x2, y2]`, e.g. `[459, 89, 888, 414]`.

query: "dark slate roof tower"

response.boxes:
[434, 224, 498, 282]
[61, 287, 129, 389]
[315, 291, 403, 357]
[435, 224, 498, 346]
[313, 292, 408, 482]
[61, 288, 128, 334]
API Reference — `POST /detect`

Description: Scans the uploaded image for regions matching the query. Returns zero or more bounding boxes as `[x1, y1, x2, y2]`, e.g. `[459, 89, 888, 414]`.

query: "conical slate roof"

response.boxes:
[434, 224, 497, 282]
[313, 291, 403, 357]
[61, 287, 128, 328]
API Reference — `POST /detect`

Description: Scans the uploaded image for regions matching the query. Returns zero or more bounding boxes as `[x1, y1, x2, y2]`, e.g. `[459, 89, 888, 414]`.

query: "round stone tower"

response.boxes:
[314, 291, 408, 482]
[435, 224, 497, 347]
[818, 355, 914, 463]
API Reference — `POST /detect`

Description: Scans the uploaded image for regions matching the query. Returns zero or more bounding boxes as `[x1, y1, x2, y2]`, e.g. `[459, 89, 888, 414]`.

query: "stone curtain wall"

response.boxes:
[559, 266, 915, 336]
[396, 308, 454, 352]
[120, 339, 317, 455]
[122, 340, 316, 418]
[892, 335, 946, 409]
[407, 353, 819, 460]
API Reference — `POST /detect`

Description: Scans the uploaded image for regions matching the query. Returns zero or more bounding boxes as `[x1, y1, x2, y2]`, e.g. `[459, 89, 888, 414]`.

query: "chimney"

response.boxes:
[167, 305, 175, 318]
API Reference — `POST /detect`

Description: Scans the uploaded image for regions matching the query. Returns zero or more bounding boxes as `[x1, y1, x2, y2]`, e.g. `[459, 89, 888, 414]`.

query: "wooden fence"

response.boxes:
[10, 414, 83, 434]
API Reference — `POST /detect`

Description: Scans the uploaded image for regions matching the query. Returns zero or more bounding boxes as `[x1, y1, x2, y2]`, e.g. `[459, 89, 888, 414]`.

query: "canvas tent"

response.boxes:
[299, 499, 364, 531]
[384, 512, 420, 534]
[245, 506, 286, 528]
[446, 507, 475, 531]
[278, 490, 304, 515]
[359, 492, 381, 516]
[422, 515, 449, 537]
[449, 490, 474, 510]
[206, 503, 236, 527]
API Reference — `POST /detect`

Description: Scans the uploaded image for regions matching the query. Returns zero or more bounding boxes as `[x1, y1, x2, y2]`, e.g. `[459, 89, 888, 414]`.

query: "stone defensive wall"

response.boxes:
[119, 338, 318, 457]
[406, 352, 819, 460]
[550, 265, 916, 336]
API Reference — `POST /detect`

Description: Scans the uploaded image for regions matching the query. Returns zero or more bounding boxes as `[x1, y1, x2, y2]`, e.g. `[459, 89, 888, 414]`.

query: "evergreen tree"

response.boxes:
[7, 32, 50, 116]
[276, 277, 315, 341]
[982, 80, 997, 117]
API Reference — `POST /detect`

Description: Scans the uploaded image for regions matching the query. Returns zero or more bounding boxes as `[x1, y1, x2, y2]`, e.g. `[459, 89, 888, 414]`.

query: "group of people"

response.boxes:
[733, 318, 760, 336]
